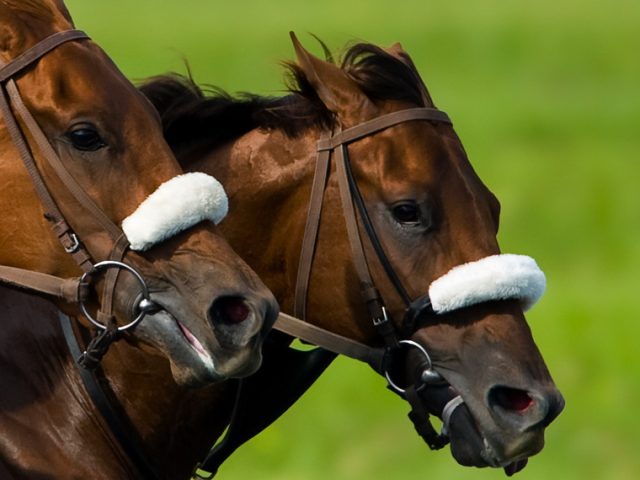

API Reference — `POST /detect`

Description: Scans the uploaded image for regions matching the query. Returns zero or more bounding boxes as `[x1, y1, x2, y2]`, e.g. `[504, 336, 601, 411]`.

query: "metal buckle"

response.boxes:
[384, 339, 442, 394]
[372, 305, 389, 326]
[77, 260, 156, 331]
[63, 232, 80, 253]
[191, 464, 215, 480]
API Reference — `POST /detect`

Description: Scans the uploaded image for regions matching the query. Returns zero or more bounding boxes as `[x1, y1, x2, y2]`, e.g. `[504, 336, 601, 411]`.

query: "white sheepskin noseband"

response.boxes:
[429, 254, 546, 314]
[122, 172, 228, 251]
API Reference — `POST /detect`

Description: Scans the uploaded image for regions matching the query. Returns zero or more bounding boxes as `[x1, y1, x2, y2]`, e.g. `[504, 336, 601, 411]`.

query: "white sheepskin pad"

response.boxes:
[428, 254, 546, 314]
[122, 172, 228, 251]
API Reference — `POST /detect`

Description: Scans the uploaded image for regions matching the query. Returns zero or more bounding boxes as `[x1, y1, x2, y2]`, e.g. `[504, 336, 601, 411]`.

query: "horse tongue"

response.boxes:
[504, 459, 528, 476]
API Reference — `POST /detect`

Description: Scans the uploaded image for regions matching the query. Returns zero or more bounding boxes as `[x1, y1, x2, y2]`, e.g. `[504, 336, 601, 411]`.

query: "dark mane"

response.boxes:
[139, 41, 430, 161]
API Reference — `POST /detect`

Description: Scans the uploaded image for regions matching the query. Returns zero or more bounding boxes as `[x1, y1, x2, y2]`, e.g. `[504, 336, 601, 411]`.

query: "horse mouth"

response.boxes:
[140, 305, 219, 382]
[446, 394, 534, 474]
[176, 318, 215, 367]
[418, 379, 537, 475]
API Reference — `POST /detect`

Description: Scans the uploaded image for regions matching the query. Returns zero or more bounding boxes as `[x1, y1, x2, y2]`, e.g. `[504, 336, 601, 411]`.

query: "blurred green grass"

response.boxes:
[65, 1, 640, 479]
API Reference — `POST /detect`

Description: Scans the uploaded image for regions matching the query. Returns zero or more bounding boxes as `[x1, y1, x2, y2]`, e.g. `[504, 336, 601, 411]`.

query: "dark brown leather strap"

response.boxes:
[333, 144, 378, 289]
[317, 108, 451, 151]
[59, 313, 160, 479]
[274, 313, 384, 370]
[293, 141, 331, 319]
[0, 30, 129, 301]
[0, 265, 84, 303]
[99, 235, 131, 322]
[293, 108, 454, 354]
[0, 30, 89, 82]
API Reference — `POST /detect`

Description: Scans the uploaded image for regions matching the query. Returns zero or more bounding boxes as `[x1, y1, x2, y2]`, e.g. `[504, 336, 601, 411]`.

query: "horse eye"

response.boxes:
[65, 125, 106, 152]
[391, 201, 421, 225]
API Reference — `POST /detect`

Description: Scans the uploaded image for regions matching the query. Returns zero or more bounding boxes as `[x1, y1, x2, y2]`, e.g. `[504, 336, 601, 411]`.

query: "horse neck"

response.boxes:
[0, 286, 136, 478]
[100, 341, 237, 478]
[190, 127, 379, 344]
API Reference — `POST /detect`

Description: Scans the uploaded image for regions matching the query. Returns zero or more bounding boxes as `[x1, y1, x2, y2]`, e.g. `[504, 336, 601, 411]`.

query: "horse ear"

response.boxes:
[289, 31, 375, 124]
[385, 42, 435, 107]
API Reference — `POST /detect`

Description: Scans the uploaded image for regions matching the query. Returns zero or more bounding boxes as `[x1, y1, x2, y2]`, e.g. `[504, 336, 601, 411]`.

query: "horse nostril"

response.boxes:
[489, 386, 534, 413]
[541, 391, 565, 427]
[209, 296, 251, 325]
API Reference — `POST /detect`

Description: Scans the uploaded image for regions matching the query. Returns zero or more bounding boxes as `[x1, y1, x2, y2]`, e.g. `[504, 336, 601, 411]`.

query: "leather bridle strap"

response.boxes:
[197, 109, 456, 477]
[275, 313, 385, 371]
[0, 30, 126, 296]
[0, 30, 155, 480]
[294, 108, 452, 348]
[0, 30, 89, 82]
[59, 312, 160, 480]
[5, 68, 123, 241]
[0, 265, 85, 303]
[316, 108, 451, 149]
[293, 141, 331, 320]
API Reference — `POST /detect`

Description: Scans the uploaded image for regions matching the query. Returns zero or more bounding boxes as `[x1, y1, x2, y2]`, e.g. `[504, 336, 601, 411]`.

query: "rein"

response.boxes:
[0, 31, 160, 479]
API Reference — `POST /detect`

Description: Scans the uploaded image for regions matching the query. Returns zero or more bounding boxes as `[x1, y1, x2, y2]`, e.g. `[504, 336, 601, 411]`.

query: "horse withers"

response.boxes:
[143, 35, 564, 475]
[0, 2, 278, 477]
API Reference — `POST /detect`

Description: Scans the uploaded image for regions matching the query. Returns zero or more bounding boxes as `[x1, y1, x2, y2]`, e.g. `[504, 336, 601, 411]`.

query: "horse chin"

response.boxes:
[438, 393, 544, 477]
[134, 307, 263, 387]
[416, 382, 539, 475]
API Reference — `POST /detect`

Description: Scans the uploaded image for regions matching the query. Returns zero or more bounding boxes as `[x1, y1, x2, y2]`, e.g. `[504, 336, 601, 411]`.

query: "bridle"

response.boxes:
[0, 29, 161, 357]
[291, 106, 460, 445]
[0, 30, 160, 479]
[194, 107, 464, 478]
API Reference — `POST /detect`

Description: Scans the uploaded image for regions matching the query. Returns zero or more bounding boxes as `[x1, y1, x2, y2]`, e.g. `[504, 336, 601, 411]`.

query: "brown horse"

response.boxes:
[141, 36, 565, 475]
[0, 1, 277, 477]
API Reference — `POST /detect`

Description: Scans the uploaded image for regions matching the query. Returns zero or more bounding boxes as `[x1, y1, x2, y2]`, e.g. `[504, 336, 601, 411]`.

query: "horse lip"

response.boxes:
[177, 320, 210, 358]
[145, 299, 216, 371]
[424, 367, 496, 467]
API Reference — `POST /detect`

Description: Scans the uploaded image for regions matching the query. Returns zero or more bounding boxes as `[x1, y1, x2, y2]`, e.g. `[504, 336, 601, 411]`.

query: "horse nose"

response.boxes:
[487, 385, 565, 430]
[208, 293, 279, 332]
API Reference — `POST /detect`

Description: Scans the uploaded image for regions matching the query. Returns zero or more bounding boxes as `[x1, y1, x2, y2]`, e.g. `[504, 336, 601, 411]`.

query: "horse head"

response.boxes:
[0, 0, 278, 386]
[287, 35, 564, 471]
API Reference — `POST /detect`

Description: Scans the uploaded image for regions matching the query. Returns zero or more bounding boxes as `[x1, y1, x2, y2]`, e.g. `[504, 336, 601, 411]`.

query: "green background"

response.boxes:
[65, 1, 639, 479]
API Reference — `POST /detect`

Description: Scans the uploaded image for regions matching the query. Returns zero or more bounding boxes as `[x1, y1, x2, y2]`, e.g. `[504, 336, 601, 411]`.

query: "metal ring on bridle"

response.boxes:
[78, 260, 152, 331]
[384, 339, 436, 394]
